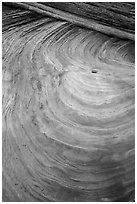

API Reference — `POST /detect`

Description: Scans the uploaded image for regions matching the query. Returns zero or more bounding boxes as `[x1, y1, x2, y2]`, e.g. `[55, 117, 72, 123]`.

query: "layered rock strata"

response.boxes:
[2, 3, 135, 202]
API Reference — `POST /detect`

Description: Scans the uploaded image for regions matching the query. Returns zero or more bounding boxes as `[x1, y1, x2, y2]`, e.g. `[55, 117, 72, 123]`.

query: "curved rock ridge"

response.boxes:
[2, 7, 135, 202]
[3, 2, 135, 40]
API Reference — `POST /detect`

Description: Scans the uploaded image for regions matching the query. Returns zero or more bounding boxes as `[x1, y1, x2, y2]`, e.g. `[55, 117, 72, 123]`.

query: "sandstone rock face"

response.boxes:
[2, 3, 135, 202]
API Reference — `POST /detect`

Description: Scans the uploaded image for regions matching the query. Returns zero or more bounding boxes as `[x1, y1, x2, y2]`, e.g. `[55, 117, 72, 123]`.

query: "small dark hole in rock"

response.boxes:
[92, 70, 98, 73]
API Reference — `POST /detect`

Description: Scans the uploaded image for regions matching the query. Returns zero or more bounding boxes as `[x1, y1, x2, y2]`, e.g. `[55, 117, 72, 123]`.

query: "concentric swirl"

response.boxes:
[2, 6, 135, 202]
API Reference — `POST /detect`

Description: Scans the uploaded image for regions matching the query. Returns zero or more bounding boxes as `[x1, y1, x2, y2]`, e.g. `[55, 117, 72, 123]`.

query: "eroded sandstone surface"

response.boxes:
[2, 3, 135, 202]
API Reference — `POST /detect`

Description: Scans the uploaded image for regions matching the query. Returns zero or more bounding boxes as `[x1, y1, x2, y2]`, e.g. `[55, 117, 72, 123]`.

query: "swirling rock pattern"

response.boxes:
[2, 3, 135, 202]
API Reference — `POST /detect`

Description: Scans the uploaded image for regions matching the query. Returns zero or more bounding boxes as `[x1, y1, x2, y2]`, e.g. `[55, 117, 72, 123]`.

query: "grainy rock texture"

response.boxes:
[2, 3, 135, 202]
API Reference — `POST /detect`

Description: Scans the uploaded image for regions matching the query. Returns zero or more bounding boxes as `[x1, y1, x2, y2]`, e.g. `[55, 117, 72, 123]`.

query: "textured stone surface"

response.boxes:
[3, 2, 135, 40]
[2, 3, 135, 202]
